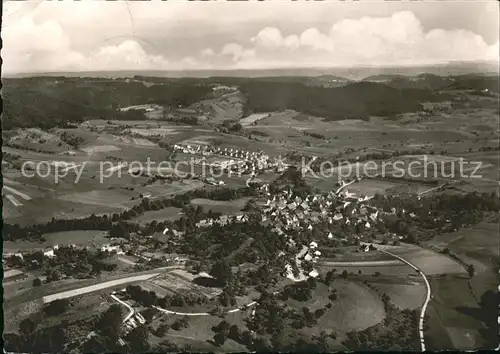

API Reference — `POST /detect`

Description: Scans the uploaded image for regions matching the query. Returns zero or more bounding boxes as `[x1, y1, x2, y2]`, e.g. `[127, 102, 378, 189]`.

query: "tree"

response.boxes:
[213, 332, 226, 346]
[154, 339, 180, 352]
[33, 278, 42, 287]
[3, 333, 24, 353]
[97, 304, 123, 340]
[19, 318, 37, 336]
[228, 325, 241, 341]
[214, 320, 230, 336]
[44, 299, 70, 316]
[82, 334, 108, 353]
[315, 308, 326, 319]
[210, 260, 232, 286]
[467, 264, 475, 277]
[328, 289, 338, 302]
[156, 325, 168, 337]
[126, 325, 150, 352]
[324, 270, 334, 285]
[241, 330, 253, 346]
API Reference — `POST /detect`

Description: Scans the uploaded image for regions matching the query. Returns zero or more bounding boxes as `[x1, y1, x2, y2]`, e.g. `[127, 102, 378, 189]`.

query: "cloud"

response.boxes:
[219, 11, 498, 68]
[201, 48, 215, 57]
[87, 40, 169, 71]
[2, 5, 498, 73]
[221, 43, 255, 62]
[2, 16, 170, 72]
[2, 16, 85, 72]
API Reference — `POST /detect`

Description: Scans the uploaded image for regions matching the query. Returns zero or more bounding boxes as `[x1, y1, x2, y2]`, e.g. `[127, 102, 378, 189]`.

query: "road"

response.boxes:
[42, 273, 161, 304]
[153, 299, 258, 317]
[418, 184, 445, 197]
[3, 185, 31, 200]
[5, 194, 23, 207]
[37, 266, 184, 305]
[335, 178, 360, 195]
[380, 249, 431, 352]
[111, 294, 135, 323]
[318, 259, 402, 267]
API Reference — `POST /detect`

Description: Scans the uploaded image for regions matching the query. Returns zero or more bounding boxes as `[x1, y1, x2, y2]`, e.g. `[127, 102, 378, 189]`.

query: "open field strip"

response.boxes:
[5, 194, 23, 207]
[42, 273, 160, 304]
[240, 113, 271, 126]
[117, 256, 137, 266]
[81, 145, 121, 153]
[105, 162, 128, 173]
[3, 185, 32, 200]
[380, 249, 431, 352]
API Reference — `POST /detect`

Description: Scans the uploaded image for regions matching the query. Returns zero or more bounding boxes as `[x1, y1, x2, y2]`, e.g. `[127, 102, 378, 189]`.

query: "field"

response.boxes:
[190, 197, 251, 214]
[381, 244, 467, 275]
[425, 275, 487, 350]
[240, 113, 271, 126]
[347, 178, 431, 196]
[131, 207, 183, 225]
[318, 245, 434, 277]
[150, 309, 250, 352]
[371, 282, 426, 310]
[38, 292, 111, 330]
[148, 271, 222, 299]
[282, 279, 386, 343]
[424, 220, 499, 272]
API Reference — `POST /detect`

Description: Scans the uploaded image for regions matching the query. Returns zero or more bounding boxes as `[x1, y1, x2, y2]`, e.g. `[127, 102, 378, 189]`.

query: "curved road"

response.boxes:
[152, 251, 431, 353]
[111, 294, 135, 323]
[380, 249, 431, 352]
[318, 259, 402, 267]
[153, 300, 258, 317]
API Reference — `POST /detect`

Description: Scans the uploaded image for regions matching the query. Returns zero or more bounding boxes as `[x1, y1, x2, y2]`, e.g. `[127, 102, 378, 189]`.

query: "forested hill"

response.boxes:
[239, 81, 448, 121]
[1, 78, 212, 129]
[2, 73, 494, 129]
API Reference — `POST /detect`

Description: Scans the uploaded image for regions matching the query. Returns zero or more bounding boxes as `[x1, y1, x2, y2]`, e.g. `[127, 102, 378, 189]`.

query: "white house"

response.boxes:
[43, 249, 55, 258]
[308, 269, 319, 278]
[101, 244, 124, 254]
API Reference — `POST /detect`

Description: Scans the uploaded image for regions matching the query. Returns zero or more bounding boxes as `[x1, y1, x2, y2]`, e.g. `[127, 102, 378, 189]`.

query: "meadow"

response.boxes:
[131, 207, 183, 225]
[190, 197, 251, 214]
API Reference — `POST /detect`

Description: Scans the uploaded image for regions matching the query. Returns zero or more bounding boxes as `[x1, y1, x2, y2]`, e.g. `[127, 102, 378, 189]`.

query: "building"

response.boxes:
[101, 244, 125, 254]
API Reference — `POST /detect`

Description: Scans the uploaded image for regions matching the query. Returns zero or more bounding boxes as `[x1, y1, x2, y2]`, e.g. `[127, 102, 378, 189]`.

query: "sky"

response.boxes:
[2, 0, 499, 74]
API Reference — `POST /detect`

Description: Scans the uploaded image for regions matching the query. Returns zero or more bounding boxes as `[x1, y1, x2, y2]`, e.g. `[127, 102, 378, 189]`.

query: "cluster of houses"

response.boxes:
[173, 144, 266, 160]
[194, 213, 250, 228]
[257, 182, 379, 239]
[3, 242, 127, 267]
[211, 85, 237, 94]
[172, 144, 275, 172]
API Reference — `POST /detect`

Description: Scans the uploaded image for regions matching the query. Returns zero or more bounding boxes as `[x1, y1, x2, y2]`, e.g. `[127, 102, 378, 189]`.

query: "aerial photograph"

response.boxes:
[1, 0, 499, 352]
